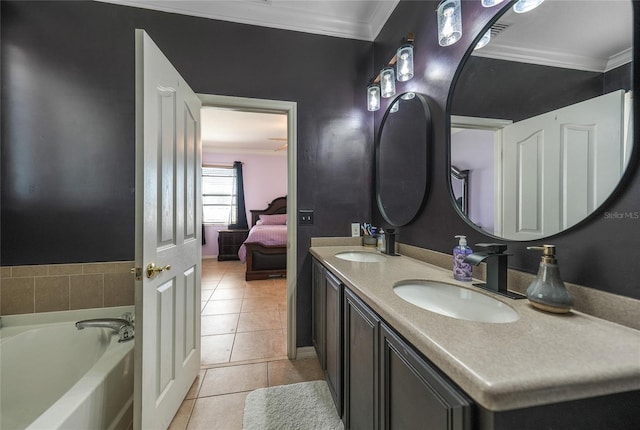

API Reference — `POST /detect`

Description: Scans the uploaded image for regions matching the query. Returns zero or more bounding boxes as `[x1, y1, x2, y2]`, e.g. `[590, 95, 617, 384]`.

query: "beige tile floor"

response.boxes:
[169, 259, 324, 430]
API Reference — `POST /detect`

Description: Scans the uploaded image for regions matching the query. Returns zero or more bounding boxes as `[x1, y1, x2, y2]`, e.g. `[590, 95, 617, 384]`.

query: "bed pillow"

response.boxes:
[259, 214, 287, 225]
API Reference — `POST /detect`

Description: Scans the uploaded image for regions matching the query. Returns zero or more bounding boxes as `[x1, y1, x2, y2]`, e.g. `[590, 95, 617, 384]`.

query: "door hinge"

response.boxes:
[130, 267, 143, 281]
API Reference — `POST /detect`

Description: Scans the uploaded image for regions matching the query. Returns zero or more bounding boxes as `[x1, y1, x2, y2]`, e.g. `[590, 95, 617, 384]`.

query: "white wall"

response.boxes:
[451, 129, 495, 233]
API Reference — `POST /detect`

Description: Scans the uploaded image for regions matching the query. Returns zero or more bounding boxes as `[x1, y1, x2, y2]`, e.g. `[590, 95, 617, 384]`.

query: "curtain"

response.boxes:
[228, 161, 249, 230]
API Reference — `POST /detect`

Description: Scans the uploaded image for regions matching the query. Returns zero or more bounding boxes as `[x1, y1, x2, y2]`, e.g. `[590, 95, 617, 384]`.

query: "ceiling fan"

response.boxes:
[269, 137, 288, 151]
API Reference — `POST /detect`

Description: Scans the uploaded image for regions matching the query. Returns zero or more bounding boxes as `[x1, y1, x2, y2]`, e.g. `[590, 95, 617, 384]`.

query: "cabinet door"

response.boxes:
[344, 287, 380, 430]
[380, 323, 472, 430]
[325, 270, 343, 415]
[312, 258, 326, 368]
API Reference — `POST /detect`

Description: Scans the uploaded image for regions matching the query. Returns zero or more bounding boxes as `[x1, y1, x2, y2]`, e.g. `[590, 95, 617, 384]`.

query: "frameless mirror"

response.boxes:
[449, 0, 633, 240]
[377, 92, 431, 226]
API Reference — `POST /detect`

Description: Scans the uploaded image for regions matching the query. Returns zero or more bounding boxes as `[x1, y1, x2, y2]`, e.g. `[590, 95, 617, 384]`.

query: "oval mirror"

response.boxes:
[377, 92, 431, 226]
[449, 0, 633, 240]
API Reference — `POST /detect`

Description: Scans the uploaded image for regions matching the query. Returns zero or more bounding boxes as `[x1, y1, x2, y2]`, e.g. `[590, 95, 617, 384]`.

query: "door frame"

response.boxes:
[197, 94, 297, 359]
[451, 115, 512, 237]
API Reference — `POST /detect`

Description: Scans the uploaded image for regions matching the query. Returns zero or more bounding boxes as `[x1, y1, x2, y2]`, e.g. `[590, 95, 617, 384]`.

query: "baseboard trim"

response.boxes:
[296, 346, 317, 360]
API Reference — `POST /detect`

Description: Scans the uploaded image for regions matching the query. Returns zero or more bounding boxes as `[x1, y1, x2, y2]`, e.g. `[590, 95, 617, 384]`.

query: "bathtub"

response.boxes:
[1, 306, 134, 430]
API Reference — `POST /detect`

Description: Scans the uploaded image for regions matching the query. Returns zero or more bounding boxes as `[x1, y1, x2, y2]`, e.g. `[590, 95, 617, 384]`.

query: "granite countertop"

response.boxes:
[309, 245, 640, 412]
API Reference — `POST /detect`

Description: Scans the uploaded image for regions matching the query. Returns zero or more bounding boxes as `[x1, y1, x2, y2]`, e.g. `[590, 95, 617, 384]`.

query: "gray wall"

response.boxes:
[2, 0, 638, 350]
[0, 0, 373, 346]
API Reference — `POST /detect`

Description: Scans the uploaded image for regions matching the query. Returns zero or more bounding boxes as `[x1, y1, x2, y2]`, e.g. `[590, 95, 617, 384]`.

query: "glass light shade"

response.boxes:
[396, 44, 414, 82]
[474, 29, 491, 50]
[380, 67, 396, 98]
[438, 0, 462, 47]
[513, 0, 544, 14]
[481, 0, 506, 7]
[390, 101, 399, 113]
[367, 84, 381, 111]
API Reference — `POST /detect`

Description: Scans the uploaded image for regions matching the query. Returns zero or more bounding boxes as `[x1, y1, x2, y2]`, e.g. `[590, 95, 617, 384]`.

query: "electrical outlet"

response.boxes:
[351, 222, 360, 237]
[299, 210, 314, 225]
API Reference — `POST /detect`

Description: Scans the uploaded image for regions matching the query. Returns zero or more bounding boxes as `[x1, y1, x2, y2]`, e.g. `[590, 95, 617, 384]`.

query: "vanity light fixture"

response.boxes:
[474, 29, 491, 50]
[481, 0, 506, 7]
[380, 67, 397, 98]
[396, 44, 414, 82]
[437, 0, 462, 47]
[367, 83, 381, 111]
[366, 33, 415, 111]
[513, 0, 544, 14]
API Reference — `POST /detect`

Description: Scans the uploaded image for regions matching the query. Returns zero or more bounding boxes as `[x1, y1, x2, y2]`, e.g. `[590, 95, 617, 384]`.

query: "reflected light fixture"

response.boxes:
[438, 0, 462, 47]
[481, 0, 506, 7]
[396, 44, 414, 82]
[390, 101, 400, 113]
[380, 67, 396, 98]
[474, 29, 491, 50]
[513, 0, 544, 14]
[367, 83, 381, 111]
[401, 92, 416, 100]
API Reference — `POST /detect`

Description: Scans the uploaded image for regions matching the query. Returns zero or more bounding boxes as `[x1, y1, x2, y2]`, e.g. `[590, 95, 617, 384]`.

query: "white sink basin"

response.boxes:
[393, 280, 519, 323]
[335, 251, 386, 263]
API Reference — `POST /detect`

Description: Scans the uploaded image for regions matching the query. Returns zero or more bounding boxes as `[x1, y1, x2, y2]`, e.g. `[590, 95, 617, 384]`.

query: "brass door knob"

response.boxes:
[146, 263, 171, 279]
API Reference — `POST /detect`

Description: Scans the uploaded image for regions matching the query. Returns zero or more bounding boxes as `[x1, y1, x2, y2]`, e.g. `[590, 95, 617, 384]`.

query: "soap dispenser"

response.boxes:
[526, 245, 573, 313]
[453, 235, 473, 281]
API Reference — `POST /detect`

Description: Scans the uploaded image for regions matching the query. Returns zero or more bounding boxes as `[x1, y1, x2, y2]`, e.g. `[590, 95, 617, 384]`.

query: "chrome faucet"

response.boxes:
[464, 243, 525, 299]
[76, 312, 134, 342]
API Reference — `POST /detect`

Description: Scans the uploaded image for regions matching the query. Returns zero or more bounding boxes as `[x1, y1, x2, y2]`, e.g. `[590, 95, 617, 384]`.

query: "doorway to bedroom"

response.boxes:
[198, 94, 298, 365]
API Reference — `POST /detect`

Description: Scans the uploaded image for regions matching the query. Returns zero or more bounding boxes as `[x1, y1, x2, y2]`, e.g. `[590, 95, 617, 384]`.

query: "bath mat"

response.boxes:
[243, 380, 344, 430]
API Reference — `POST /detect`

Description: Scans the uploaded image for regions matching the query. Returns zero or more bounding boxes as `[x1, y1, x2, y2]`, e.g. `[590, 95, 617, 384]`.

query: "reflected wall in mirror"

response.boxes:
[377, 92, 431, 226]
[449, 0, 633, 240]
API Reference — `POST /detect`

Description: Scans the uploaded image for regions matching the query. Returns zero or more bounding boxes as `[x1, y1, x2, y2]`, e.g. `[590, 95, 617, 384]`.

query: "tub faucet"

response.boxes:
[76, 313, 134, 342]
[464, 243, 525, 299]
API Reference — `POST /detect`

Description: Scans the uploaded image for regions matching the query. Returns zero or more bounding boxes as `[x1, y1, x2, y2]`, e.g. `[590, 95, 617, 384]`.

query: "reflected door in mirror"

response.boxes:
[448, 0, 633, 240]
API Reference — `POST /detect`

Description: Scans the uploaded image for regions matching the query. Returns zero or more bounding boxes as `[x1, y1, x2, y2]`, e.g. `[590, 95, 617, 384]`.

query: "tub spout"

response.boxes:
[76, 317, 134, 342]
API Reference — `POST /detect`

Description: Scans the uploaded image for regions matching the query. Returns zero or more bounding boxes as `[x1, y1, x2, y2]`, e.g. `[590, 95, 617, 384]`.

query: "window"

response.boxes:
[202, 166, 237, 224]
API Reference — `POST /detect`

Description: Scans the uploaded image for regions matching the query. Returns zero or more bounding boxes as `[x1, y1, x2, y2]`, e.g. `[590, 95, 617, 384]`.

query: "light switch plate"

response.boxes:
[299, 210, 314, 225]
[351, 222, 361, 237]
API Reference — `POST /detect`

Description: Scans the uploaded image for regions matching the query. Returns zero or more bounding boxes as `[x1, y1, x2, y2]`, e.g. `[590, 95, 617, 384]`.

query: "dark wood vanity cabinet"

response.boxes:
[313, 258, 473, 430]
[312, 259, 326, 368]
[312, 258, 640, 430]
[311, 259, 343, 414]
[343, 287, 380, 430]
[380, 323, 472, 430]
[216, 229, 249, 261]
[325, 270, 343, 414]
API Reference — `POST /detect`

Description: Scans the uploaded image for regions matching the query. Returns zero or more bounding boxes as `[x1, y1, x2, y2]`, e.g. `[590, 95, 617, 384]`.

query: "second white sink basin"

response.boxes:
[393, 280, 519, 323]
[335, 251, 386, 263]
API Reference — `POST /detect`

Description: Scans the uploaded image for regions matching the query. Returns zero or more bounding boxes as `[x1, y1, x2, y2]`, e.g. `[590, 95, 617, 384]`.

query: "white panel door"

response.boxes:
[501, 90, 624, 240]
[502, 112, 559, 240]
[134, 30, 201, 430]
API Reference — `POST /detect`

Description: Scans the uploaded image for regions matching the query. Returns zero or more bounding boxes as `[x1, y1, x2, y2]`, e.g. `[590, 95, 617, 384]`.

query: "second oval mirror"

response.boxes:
[449, 0, 633, 240]
[377, 92, 431, 226]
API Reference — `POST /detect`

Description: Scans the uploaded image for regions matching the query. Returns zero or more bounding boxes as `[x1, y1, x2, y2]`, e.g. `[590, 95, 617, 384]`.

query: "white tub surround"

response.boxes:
[1, 306, 134, 430]
[310, 245, 640, 412]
